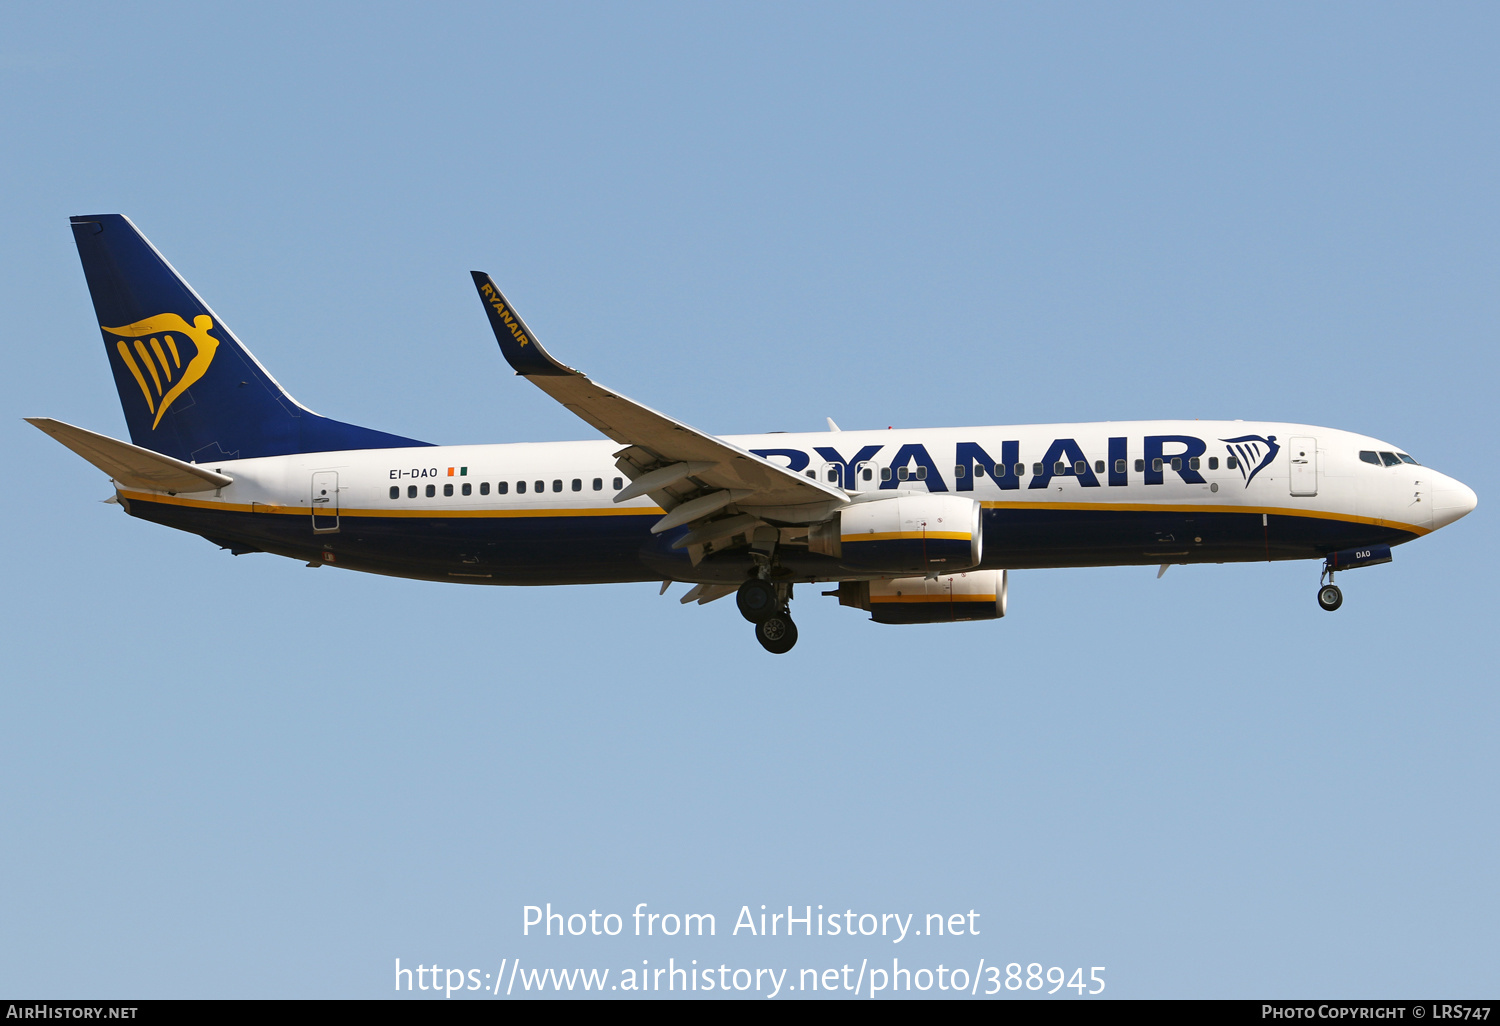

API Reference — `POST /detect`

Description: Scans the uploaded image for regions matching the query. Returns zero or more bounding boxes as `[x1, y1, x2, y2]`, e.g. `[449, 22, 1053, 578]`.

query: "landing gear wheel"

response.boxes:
[755, 614, 798, 654]
[737, 578, 778, 623]
[1318, 584, 1343, 612]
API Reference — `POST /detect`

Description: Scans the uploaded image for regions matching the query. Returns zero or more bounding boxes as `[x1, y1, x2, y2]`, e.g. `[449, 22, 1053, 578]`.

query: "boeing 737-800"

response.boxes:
[31, 215, 1478, 652]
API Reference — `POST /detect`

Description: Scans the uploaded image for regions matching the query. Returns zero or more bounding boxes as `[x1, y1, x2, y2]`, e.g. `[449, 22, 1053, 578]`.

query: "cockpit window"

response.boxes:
[1399, 453, 1419, 465]
[1359, 451, 1381, 466]
[1379, 452, 1401, 467]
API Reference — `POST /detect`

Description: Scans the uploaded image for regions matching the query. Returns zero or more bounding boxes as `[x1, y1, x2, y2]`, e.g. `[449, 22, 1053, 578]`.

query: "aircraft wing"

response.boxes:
[470, 273, 846, 536]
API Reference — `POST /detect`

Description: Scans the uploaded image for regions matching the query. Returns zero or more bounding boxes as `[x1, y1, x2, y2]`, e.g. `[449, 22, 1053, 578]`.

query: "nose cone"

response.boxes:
[1432, 475, 1478, 530]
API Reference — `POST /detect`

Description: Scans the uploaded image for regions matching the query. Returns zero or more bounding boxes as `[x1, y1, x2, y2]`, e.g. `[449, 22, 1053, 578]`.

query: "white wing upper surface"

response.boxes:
[469, 272, 846, 527]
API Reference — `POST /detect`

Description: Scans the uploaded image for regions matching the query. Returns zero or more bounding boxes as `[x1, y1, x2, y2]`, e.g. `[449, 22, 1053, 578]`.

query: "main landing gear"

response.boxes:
[737, 578, 798, 654]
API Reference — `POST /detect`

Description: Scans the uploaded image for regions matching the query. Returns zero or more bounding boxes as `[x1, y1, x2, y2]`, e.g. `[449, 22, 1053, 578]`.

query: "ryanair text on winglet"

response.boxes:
[479, 283, 531, 348]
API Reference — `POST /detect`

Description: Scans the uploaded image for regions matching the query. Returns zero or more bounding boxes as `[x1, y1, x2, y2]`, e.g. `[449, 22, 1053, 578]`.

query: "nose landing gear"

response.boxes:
[1317, 558, 1344, 612]
[737, 578, 797, 653]
[1315, 544, 1393, 611]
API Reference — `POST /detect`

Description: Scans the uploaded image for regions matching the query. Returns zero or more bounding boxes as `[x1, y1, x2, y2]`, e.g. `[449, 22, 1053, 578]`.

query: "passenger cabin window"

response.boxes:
[407, 485, 417, 498]
[480, 482, 490, 495]
[826, 468, 839, 483]
[1188, 457, 1200, 470]
[805, 469, 816, 479]
[1359, 451, 1381, 465]
[535, 480, 544, 493]
[954, 465, 966, 478]
[1115, 459, 1127, 474]
[880, 467, 892, 481]
[517, 481, 526, 494]
[1054, 461, 1066, 475]
[862, 467, 874, 481]
[1208, 457, 1219, 470]
[1152, 458, 1163, 473]
[1170, 457, 1182, 471]
[1033, 463, 1044, 476]
[1014, 463, 1026, 477]
[1074, 460, 1087, 474]
[613, 477, 623, 489]
[917, 466, 927, 480]
[974, 464, 985, 478]
[462, 483, 472, 496]
[1380, 452, 1401, 467]
[1135, 459, 1145, 472]
[1226, 456, 1238, 470]
[426, 484, 436, 497]
[389, 486, 399, 500]
[571, 479, 582, 491]
[593, 478, 603, 490]
[443, 483, 454, 496]
[897, 467, 909, 480]
[496, 481, 507, 494]
[1094, 460, 1105, 474]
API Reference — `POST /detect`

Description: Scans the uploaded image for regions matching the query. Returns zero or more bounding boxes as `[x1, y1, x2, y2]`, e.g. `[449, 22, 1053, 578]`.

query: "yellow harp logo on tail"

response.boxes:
[103, 314, 221, 429]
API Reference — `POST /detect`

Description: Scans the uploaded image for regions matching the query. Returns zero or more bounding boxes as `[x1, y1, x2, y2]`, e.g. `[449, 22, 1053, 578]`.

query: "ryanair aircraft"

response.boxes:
[33, 215, 1478, 653]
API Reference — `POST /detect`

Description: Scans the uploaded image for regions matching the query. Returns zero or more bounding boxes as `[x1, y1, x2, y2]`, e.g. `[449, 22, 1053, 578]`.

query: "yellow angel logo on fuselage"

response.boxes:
[103, 313, 220, 429]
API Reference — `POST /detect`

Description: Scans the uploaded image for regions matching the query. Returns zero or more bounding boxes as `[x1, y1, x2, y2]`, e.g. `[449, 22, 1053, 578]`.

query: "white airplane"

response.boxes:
[32, 215, 1478, 653]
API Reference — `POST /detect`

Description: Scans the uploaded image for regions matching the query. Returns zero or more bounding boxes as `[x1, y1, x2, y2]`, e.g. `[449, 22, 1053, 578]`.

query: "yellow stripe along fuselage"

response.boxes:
[103, 419, 1451, 584]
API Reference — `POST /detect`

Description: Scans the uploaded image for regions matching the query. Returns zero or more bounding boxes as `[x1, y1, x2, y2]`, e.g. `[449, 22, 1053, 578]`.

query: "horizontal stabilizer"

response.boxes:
[26, 417, 232, 493]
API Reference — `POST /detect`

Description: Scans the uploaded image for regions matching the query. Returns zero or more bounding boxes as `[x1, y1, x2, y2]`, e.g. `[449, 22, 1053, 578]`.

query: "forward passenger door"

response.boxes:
[1288, 437, 1318, 497]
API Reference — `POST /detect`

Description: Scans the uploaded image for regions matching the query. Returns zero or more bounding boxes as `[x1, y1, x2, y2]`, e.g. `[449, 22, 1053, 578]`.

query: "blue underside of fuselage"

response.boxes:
[121, 497, 1418, 585]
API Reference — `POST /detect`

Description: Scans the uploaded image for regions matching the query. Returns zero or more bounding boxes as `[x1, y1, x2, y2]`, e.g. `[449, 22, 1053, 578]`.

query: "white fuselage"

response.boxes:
[111, 419, 1475, 586]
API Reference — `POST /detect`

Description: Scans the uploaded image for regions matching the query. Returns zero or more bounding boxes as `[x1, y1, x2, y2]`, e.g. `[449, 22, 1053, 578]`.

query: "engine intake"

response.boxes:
[811, 494, 982, 573]
[834, 570, 1008, 624]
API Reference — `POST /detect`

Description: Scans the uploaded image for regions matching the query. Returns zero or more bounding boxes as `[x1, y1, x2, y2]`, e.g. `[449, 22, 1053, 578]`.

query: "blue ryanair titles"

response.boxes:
[749, 434, 1273, 491]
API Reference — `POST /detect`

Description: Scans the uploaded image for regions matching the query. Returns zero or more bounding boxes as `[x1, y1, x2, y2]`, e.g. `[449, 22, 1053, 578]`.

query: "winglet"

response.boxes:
[469, 271, 574, 377]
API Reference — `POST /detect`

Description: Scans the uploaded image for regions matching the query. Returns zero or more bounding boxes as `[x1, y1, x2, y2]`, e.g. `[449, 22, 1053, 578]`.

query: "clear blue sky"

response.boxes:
[3, 1, 1495, 999]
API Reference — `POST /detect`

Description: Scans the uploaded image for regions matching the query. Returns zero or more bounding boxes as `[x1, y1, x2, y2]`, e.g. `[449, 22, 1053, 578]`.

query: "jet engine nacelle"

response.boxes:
[833, 570, 1008, 624]
[810, 494, 982, 574]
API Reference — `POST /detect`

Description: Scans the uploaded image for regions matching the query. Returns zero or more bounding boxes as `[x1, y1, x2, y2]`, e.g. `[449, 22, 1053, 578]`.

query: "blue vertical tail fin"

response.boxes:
[70, 214, 430, 462]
